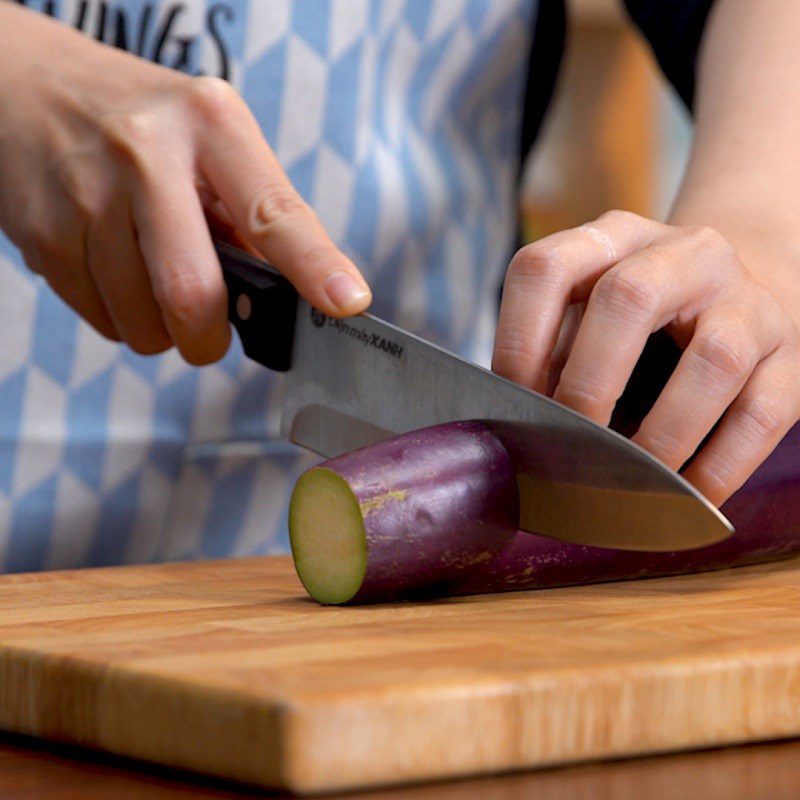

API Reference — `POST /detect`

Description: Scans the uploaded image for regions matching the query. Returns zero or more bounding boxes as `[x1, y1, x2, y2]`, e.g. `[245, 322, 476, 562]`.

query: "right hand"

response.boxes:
[0, 5, 371, 365]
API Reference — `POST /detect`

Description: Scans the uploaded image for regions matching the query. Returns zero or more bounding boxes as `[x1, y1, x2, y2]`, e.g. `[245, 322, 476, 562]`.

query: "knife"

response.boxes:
[216, 240, 734, 552]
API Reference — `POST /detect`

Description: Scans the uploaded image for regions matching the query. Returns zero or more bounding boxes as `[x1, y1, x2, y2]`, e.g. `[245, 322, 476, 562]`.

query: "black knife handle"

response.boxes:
[215, 240, 298, 372]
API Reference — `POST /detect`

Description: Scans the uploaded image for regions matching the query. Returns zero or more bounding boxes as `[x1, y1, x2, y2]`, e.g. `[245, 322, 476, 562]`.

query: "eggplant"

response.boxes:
[289, 420, 800, 605]
[289, 421, 519, 604]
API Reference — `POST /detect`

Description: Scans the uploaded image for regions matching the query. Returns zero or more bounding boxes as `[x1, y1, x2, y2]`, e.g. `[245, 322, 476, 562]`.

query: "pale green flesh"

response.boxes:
[288, 467, 368, 605]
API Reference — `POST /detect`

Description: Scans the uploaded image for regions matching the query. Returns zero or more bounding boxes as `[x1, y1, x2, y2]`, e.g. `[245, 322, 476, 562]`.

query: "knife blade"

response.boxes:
[217, 240, 734, 552]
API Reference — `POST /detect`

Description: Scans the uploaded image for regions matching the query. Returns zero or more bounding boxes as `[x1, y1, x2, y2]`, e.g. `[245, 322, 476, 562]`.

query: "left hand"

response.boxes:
[492, 210, 800, 506]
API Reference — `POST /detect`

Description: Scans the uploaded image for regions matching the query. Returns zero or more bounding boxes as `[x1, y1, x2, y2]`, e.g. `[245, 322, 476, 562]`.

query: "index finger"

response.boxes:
[191, 79, 371, 317]
[493, 211, 662, 392]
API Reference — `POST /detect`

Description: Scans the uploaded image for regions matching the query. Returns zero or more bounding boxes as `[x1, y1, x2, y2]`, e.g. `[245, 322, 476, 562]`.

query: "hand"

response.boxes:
[0, 5, 371, 365]
[492, 209, 800, 506]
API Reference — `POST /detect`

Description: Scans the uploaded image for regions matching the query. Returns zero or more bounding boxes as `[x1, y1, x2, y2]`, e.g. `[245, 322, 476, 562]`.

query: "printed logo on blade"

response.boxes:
[309, 308, 404, 360]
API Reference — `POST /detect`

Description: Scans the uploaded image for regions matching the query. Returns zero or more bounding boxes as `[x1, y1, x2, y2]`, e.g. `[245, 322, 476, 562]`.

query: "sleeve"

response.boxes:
[622, 0, 718, 109]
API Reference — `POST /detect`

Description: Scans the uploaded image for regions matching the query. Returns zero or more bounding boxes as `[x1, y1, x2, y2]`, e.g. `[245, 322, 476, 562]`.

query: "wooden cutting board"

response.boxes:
[4, 556, 800, 794]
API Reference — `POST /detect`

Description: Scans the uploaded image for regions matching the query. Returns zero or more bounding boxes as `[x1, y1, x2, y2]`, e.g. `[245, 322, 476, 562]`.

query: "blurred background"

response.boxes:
[522, 0, 693, 241]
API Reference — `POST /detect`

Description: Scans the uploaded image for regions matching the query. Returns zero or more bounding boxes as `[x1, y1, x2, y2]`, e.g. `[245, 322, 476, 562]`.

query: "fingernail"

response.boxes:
[323, 271, 371, 313]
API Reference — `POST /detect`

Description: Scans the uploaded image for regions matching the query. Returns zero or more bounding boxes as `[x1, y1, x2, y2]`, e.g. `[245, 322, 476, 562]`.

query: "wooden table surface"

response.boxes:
[4, 731, 800, 799]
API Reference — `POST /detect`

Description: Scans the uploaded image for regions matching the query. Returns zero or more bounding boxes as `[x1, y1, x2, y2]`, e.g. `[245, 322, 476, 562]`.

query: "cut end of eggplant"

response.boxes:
[289, 467, 367, 605]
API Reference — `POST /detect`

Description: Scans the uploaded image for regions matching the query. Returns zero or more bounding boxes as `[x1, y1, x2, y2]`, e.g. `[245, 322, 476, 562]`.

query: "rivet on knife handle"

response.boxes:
[215, 240, 298, 372]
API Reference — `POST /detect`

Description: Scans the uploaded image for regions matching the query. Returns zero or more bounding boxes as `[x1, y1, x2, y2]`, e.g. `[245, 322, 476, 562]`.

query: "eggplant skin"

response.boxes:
[297, 420, 800, 604]
[448, 423, 800, 597]
[323, 421, 520, 603]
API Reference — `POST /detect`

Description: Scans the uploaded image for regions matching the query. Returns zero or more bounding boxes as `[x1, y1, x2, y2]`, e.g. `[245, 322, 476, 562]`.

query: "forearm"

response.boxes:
[668, 0, 800, 325]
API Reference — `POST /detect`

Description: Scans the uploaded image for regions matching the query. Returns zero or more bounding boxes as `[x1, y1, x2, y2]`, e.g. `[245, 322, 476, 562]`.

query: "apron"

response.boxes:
[0, 0, 536, 570]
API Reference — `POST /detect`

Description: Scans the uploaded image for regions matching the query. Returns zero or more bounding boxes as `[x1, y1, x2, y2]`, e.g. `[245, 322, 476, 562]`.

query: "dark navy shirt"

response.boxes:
[623, 0, 716, 106]
[521, 0, 717, 162]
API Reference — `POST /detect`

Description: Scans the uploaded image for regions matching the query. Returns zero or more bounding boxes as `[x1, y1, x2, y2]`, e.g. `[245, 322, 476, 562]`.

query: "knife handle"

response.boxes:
[215, 240, 299, 372]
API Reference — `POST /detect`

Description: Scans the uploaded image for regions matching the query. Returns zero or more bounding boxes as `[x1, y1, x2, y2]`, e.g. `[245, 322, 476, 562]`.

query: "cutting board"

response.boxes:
[4, 556, 800, 794]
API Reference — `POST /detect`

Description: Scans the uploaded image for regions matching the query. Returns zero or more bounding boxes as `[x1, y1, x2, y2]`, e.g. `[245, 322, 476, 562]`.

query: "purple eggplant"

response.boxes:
[289, 420, 800, 604]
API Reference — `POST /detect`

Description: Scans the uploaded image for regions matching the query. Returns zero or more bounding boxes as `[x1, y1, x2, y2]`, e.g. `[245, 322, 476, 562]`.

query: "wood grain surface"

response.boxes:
[3, 555, 800, 793]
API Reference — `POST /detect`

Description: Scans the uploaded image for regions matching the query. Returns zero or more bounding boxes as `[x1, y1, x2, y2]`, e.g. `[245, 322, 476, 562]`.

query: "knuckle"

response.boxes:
[556, 377, 611, 418]
[102, 110, 160, 160]
[507, 243, 564, 286]
[691, 459, 731, 499]
[156, 270, 219, 325]
[635, 426, 686, 467]
[736, 395, 787, 442]
[593, 268, 660, 317]
[686, 225, 737, 261]
[691, 329, 755, 381]
[492, 325, 541, 377]
[184, 76, 242, 124]
[249, 184, 311, 236]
